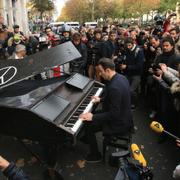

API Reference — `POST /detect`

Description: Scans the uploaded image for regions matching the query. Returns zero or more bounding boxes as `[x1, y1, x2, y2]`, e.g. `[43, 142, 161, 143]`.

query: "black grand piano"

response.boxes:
[0, 41, 104, 145]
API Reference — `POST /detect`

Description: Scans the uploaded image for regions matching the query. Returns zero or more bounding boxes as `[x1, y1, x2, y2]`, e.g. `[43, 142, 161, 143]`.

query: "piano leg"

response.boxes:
[18, 139, 64, 180]
[40, 143, 64, 180]
[41, 144, 57, 167]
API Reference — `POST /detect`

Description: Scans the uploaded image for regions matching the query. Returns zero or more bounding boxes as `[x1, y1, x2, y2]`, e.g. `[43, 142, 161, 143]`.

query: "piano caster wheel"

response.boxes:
[43, 168, 64, 180]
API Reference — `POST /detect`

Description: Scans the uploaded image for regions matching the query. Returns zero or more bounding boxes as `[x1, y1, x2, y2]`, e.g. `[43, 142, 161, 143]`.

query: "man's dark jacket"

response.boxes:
[124, 45, 144, 76]
[93, 73, 134, 135]
[102, 40, 117, 58]
[70, 42, 87, 74]
[155, 50, 180, 70]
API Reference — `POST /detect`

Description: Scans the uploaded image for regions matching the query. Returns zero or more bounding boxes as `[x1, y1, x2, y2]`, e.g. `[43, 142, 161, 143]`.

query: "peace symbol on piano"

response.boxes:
[0, 66, 17, 86]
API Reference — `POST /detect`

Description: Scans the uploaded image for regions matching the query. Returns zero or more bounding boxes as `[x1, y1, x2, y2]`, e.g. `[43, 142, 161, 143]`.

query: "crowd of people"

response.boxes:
[0, 12, 180, 179]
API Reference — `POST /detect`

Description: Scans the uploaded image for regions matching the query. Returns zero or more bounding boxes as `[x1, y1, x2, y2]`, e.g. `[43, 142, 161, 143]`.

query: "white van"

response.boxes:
[48, 22, 65, 32]
[84, 22, 98, 28]
[65, 22, 80, 29]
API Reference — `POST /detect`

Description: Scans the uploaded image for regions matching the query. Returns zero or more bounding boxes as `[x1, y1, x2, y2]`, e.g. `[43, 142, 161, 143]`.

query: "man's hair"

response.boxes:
[45, 26, 52, 31]
[162, 36, 175, 46]
[109, 30, 116, 36]
[149, 35, 159, 41]
[13, 25, 19, 29]
[72, 32, 81, 41]
[124, 37, 134, 44]
[169, 26, 180, 34]
[94, 28, 102, 35]
[97, 58, 115, 70]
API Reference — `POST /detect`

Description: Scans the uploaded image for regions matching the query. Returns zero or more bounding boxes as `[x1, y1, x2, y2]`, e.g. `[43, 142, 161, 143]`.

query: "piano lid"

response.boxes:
[0, 41, 81, 89]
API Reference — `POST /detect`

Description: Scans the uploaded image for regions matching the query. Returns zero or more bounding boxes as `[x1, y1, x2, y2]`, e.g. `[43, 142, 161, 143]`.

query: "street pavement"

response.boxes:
[0, 96, 179, 180]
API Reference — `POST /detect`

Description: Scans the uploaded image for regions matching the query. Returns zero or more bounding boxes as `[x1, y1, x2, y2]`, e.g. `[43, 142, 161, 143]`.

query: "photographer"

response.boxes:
[155, 37, 180, 70]
[45, 26, 60, 48]
[169, 27, 180, 54]
[87, 28, 104, 80]
[118, 37, 144, 109]
[102, 30, 118, 59]
[163, 13, 177, 33]
[152, 13, 177, 38]
[0, 20, 12, 59]
[114, 51, 126, 74]
[148, 35, 162, 62]
[60, 24, 71, 44]
[142, 35, 162, 96]
[70, 32, 87, 75]
[152, 15, 165, 38]
[152, 63, 180, 142]
[7, 25, 27, 56]
[147, 36, 180, 119]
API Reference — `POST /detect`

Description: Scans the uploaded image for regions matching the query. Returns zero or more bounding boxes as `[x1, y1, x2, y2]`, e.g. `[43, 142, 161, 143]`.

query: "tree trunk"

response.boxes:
[40, 11, 44, 20]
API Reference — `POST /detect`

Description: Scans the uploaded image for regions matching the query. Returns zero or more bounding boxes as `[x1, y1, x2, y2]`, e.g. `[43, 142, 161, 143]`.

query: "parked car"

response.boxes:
[84, 22, 98, 28]
[65, 22, 80, 30]
[48, 22, 65, 34]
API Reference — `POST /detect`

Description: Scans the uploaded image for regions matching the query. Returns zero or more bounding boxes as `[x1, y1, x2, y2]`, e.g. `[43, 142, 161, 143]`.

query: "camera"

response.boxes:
[117, 38, 125, 47]
[154, 15, 165, 26]
[152, 15, 166, 36]
[92, 46, 99, 54]
[151, 64, 161, 71]
[114, 53, 126, 65]
[0, 24, 6, 33]
[88, 45, 101, 66]
[150, 64, 162, 77]
[149, 64, 161, 75]
[117, 39, 126, 53]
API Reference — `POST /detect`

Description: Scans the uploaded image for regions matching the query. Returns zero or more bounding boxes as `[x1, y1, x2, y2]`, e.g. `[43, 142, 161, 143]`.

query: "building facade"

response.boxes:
[0, 0, 29, 34]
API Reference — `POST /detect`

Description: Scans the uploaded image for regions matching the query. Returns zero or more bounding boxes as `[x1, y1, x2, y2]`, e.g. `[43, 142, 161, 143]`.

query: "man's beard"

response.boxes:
[163, 48, 175, 56]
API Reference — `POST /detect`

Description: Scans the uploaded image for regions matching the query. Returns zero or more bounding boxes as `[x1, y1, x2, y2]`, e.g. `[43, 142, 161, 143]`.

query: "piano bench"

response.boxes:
[102, 133, 132, 163]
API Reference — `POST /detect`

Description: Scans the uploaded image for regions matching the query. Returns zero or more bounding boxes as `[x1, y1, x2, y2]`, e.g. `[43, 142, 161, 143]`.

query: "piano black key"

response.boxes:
[68, 120, 76, 124]
[66, 123, 74, 127]
[82, 101, 90, 105]
[72, 115, 79, 118]
[78, 109, 85, 112]
[78, 105, 86, 109]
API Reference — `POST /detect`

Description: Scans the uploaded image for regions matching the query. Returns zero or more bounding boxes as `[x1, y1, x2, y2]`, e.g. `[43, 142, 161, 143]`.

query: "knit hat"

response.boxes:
[124, 37, 134, 44]
[15, 44, 26, 52]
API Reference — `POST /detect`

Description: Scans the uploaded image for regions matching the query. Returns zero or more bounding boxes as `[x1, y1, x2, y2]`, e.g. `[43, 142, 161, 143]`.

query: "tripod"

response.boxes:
[111, 151, 130, 180]
[88, 51, 96, 79]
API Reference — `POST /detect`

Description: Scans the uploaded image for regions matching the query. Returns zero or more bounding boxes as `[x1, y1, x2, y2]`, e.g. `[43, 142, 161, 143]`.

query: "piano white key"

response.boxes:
[66, 123, 74, 127]
[71, 88, 103, 133]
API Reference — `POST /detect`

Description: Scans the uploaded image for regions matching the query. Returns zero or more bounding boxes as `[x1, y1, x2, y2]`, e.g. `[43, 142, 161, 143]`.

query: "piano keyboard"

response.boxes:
[62, 87, 103, 135]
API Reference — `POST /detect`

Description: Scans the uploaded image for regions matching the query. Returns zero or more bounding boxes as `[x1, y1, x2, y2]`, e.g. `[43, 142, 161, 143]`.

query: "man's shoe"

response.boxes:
[85, 153, 102, 163]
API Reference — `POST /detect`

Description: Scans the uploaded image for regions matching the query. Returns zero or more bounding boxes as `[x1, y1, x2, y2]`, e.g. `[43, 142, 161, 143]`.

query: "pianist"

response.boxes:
[79, 58, 134, 163]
